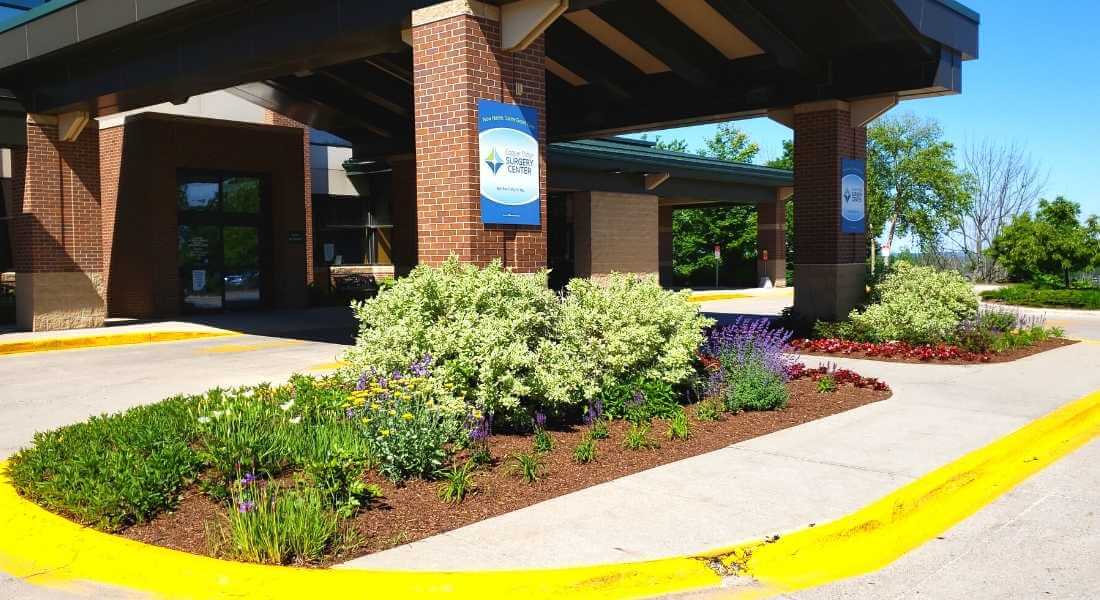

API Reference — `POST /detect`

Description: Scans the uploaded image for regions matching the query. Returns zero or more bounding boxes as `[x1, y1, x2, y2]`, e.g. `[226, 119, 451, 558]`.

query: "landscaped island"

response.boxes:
[5, 260, 889, 567]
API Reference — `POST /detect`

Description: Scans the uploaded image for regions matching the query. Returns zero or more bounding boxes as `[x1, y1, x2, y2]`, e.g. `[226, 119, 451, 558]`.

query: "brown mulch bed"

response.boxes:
[798, 337, 1077, 365]
[122, 379, 890, 565]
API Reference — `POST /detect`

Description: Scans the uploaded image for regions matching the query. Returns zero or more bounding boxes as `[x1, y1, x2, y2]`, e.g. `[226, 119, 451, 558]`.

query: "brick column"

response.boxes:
[265, 110, 314, 285]
[792, 101, 867, 320]
[572, 191, 658, 278]
[756, 189, 788, 287]
[12, 115, 105, 330]
[658, 203, 674, 287]
[411, 1, 547, 273]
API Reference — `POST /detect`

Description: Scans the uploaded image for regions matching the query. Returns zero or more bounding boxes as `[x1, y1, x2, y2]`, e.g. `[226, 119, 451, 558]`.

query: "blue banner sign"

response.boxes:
[478, 99, 540, 225]
[840, 158, 866, 234]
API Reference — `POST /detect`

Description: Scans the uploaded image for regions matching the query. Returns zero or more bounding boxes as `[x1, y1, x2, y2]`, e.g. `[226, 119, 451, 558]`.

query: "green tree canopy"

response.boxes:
[867, 114, 971, 263]
[988, 196, 1100, 288]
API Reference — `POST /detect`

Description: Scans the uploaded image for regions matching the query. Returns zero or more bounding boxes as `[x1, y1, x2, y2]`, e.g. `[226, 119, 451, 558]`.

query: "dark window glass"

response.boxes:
[223, 226, 259, 268]
[178, 224, 221, 267]
[223, 177, 262, 214]
[178, 181, 219, 211]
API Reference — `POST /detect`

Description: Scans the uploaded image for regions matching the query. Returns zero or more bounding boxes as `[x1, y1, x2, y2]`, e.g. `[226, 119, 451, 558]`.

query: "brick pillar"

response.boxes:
[658, 203, 674, 287]
[265, 110, 314, 285]
[572, 191, 658, 278]
[411, 1, 547, 273]
[757, 189, 788, 287]
[12, 115, 105, 331]
[792, 101, 867, 320]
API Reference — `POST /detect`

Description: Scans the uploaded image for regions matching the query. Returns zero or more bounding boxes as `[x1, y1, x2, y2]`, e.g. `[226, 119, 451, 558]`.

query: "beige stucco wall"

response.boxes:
[573, 191, 658, 277]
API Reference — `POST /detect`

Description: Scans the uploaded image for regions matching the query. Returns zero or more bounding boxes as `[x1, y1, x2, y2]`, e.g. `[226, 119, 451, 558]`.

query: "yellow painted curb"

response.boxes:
[2, 389, 1099, 599]
[0, 330, 240, 357]
[688, 293, 752, 303]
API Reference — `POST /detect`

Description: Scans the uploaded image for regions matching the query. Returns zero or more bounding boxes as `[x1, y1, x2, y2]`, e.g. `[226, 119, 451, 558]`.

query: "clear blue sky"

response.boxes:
[636, 0, 1100, 222]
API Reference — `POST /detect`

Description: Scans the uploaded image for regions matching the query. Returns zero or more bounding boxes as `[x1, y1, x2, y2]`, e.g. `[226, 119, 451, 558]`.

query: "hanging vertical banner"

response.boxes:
[478, 99, 540, 225]
[840, 158, 866, 234]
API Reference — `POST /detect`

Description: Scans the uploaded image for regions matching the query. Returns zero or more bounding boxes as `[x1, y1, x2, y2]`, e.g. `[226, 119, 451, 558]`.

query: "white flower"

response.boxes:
[288, 417, 302, 425]
[197, 416, 211, 424]
[280, 400, 294, 412]
[211, 410, 224, 419]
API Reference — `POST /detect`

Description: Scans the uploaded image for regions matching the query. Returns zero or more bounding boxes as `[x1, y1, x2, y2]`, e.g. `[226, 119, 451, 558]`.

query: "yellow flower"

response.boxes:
[380, 429, 391, 437]
[370, 403, 381, 411]
[360, 417, 371, 425]
[402, 412, 414, 421]
[388, 409, 396, 416]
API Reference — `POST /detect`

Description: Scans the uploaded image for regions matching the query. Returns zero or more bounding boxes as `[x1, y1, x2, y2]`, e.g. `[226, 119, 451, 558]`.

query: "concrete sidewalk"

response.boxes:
[343, 341, 1100, 572]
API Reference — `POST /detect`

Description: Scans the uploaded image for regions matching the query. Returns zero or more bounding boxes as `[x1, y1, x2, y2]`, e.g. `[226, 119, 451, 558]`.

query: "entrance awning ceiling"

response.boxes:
[0, 0, 978, 156]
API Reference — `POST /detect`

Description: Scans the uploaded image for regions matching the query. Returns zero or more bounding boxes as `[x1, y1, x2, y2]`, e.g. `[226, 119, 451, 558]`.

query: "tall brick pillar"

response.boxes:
[757, 189, 788, 287]
[411, 1, 548, 272]
[12, 115, 105, 331]
[792, 101, 867, 320]
[265, 110, 314, 285]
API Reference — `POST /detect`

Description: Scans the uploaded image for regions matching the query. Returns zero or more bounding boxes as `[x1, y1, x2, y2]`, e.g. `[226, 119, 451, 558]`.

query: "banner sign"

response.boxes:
[840, 158, 866, 234]
[478, 99, 540, 225]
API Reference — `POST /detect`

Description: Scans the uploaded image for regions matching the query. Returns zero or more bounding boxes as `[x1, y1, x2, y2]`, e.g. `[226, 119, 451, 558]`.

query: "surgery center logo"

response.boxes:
[484, 147, 504, 175]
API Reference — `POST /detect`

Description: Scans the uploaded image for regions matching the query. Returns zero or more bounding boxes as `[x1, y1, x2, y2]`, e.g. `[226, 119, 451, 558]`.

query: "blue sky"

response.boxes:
[636, 0, 1100, 222]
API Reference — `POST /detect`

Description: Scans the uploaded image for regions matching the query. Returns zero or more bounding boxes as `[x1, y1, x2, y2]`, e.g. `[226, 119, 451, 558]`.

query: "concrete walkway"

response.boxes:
[343, 342, 1100, 574]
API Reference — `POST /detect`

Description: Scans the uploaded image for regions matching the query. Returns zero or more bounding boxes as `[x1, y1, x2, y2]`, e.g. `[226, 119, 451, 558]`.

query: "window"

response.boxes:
[313, 174, 392, 267]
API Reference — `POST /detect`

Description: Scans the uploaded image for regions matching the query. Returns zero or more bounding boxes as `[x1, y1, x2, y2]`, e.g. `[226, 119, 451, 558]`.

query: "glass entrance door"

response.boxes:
[178, 174, 266, 313]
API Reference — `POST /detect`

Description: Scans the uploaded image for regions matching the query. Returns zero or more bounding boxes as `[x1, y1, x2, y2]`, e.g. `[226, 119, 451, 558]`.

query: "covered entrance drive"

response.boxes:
[0, 0, 978, 330]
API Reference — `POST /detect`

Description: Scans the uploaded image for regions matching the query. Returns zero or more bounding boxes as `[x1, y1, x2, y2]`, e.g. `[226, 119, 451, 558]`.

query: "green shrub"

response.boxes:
[343, 257, 559, 418]
[816, 375, 838, 394]
[6, 396, 202, 531]
[437, 460, 476, 504]
[694, 397, 723, 421]
[303, 445, 378, 518]
[356, 394, 450, 483]
[595, 376, 682, 423]
[511, 452, 543, 483]
[981, 284, 1100, 310]
[622, 422, 659, 451]
[845, 262, 978, 344]
[192, 387, 302, 495]
[536, 274, 711, 408]
[212, 481, 340, 565]
[572, 438, 597, 464]
[532, 429, 554, 453]
[665, 409, 692, 441]
[588, 419, 610, 440]
[723, 359, 788, 412]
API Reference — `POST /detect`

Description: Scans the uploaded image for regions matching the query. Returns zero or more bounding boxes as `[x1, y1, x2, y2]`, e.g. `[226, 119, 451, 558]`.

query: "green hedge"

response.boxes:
[981, 285, 1100, 310]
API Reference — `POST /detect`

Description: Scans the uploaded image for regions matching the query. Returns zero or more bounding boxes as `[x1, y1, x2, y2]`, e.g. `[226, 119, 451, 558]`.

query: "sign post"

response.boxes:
[713, 244, 721, 289]
[478, 99, 540, 225]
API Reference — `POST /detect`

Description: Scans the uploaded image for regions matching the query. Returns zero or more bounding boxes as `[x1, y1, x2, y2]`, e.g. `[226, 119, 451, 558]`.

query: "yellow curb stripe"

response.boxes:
[0, 330, 239, 357]
[1, 389, 1099, 599]
[688, 293, 753, 303]
[308, 360, 349, 372]
[698, 388, 1100, 597]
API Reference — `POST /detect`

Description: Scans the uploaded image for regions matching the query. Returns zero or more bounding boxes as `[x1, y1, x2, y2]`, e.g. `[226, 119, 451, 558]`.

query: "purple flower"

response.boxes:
[631, 390, 645, 407]
[237, 500, 255, 513]
[238, 472, 258, 486]
[467, 410, 492, 443]
[410, 354, 433, 377]
[583, 399, 604, 426]
[533, 411, 547, 429]
[702, 317, 797, 381]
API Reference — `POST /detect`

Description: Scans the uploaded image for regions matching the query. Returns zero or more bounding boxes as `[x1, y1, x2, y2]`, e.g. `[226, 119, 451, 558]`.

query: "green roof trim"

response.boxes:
[0, 0, 80, 36]
[548, 138, 792, 187]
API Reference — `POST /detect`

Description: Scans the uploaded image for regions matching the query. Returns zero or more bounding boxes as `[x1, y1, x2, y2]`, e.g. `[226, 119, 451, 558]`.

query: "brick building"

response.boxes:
[0, 0, 978, 331]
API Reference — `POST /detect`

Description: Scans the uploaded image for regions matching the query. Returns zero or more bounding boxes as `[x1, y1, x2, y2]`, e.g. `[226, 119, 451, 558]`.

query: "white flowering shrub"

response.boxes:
[535, 274, 712, 407]
[343, 261, 711, 420]
[847, 261, 978, 343]
[342, 257, 560, 416]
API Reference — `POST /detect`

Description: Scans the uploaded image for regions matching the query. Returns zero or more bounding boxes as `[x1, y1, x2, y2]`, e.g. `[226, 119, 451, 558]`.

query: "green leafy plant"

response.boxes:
[665, 409, 692, 441]
[5, 396, 202, 531]
[212, 480, 340, 565]
[722, 359, 789, 412]
[532, 429, 554, 454]
[304, 445, 378, 518]
[816, 375, 838, 394]
[622, 422, 659, 451]
[595, 377, 682, 422]
[511, 452, 543, 484]
[572, 438, 597, 464]
[981, 284, 1100, 310]
[437, 460, 477, 504]
[588, 419, 610, 440]
[694, 397, 724, 421]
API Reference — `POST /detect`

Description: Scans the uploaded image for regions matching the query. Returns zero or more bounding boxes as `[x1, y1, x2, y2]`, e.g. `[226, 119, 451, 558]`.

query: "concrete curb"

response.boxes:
[1, 389, 1098, 598]
[0, 330, 240, 357]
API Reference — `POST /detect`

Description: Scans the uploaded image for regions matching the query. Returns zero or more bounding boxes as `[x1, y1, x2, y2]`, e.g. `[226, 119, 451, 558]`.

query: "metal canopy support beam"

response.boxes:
[502, 0, 567, 52]
[644, 172, 671, 191]
[57, 110, 89, 142]
[850, 94, 898, 127]
[704, 0, 816, 74]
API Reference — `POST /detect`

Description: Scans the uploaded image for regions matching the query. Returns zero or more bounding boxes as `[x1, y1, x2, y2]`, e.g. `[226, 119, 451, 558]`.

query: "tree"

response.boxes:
[988, 196, 1100, 288]
[867, 114, 971, 265]
[765, 140, 795, 278]
[667, 125, 762, 283]
[944, 139, 1046, 282]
